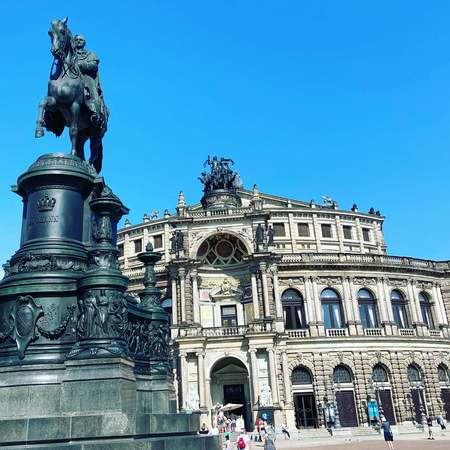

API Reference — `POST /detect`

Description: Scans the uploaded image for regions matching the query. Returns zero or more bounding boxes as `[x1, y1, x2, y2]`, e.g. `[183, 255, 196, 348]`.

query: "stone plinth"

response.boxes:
[201, 189, 242, 209]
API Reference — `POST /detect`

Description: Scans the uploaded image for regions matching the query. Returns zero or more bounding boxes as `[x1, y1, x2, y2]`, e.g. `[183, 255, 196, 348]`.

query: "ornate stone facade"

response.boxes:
[118, 183, 450, 431]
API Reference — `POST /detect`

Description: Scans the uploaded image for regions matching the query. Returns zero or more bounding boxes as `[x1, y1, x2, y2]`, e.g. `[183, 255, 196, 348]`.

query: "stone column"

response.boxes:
[260, 262, 271, 317]
[179, 267, 186, 324]
[342, 277, 358, 334]
[377, 277, 394, 335]
[430, 284, 444, 326]
[407, 279, 424, 335]
[281, 351, 292, 406]
[250, 269, 261, 320]
[267, 348, 279, 405]
[304, 277, 317, 323]
[355, 218, 365, 252]
[170, 269, 178, 326]
[436, 285, 448, 324]
[197, 351, 206, 409]
[335, 215, 345, 252]
[180, 352, 188, 410]
[249, 349, 260, 406]
[311, 277, 324, 336]
[191, 269, 200, 324]
[271, 266, 283, 319]
[312, 214, 322, 251]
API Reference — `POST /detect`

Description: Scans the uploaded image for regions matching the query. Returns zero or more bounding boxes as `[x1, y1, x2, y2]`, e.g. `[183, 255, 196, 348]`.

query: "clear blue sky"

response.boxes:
[1, 0, 450, 264]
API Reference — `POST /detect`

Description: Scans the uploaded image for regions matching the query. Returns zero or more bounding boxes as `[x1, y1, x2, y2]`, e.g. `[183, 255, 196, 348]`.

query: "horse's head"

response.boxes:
[49, 17, 70, 59]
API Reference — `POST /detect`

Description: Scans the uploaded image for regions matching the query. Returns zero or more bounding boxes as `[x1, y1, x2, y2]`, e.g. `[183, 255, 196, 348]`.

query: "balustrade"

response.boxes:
[326, 328, 347, 337]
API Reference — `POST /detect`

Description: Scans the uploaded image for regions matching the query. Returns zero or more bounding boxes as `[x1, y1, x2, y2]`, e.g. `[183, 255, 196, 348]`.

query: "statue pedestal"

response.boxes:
[136, 373, 177, 414]
[0, 153, 221, 449]
[201, 189, 242, 209]
[0, 153, 96, 366]
[61, 357, 136, 416]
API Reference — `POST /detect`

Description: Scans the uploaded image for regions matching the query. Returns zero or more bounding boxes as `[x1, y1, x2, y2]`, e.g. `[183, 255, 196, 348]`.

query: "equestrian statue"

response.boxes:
[35, 17, 109, 173]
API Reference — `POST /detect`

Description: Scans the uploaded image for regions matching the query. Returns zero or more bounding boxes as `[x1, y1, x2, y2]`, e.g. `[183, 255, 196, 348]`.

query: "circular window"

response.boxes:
[216, 240, 233, 258]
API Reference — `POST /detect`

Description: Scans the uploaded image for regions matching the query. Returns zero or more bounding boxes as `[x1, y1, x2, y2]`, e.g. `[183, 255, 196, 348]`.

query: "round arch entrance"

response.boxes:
[210, 357, 252, 430]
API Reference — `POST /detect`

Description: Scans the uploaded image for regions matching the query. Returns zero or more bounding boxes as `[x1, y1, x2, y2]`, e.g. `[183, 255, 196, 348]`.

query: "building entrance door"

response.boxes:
[378, 390, 396, 424]
[441, 388, 450, 420]
[293, 393, 318, 428]
[224, 384, 248, 429]
[335, 390, 358, 427]
[410, 389, 425, 423]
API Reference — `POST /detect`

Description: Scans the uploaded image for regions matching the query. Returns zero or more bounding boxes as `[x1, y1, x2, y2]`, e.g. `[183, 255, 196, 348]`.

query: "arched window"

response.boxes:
[333, 365, 353, 384]
[197, 234, 247, 266]
[391, 290, 409, 329]
[419, 292, 434, 329]
[358, 289, 379, 328]
[282, 289, 307, 330]
[321, 288, 344, 330]
[372, 364, 389, 383]
[292, 367, 313, 385]
[161, 298, 172, 325]
[407, 365, 422, 382]
[438, 365, 449, 383]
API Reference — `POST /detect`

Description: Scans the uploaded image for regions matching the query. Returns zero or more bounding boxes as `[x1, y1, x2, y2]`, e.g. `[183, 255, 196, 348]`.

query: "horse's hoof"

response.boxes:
[35, 128, 44, 138]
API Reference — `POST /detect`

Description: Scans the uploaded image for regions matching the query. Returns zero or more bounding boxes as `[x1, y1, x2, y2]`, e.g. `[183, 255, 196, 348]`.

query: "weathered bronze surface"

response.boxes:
[35, 17, 109, 173]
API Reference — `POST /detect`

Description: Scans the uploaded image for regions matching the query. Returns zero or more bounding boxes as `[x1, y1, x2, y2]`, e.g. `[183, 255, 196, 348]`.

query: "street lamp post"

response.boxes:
[329, 375, 341, 428]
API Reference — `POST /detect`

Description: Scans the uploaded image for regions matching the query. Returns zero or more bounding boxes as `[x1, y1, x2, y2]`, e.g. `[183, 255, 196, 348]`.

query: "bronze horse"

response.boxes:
[35, 17, 108, 173]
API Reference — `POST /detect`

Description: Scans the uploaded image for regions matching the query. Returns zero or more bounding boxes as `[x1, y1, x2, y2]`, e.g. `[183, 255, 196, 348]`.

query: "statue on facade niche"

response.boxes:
[255, 224, 265, 252]
[267, 225, 274, 246]
[170, 230, 184, 257]
[259, 382, 273, 407]
[34, 17, 109, 173]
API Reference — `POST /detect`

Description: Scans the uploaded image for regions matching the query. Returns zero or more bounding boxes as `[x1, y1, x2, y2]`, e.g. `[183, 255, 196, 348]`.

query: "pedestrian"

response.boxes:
[381, 418, 394, 450]
[437, 414, 447, 434]
[427, 416, 435, 440]
[281, 422, 290, 439]
[264, 431, 277, 450]
[236, 429, 250, 449]
[224, 433, 231, 450]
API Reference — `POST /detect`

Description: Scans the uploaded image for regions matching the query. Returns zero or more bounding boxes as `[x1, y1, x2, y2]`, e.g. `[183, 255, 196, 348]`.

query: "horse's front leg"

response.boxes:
[35, 96, 56, 138]
[69, 102, 81, 156]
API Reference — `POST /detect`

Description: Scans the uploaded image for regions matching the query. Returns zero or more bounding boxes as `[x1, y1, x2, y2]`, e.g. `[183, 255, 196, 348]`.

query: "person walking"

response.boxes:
[264, 431, 277, 450]
[381, 418, 394, 450]
[224, 433, 231, 450]
[236, 429, 250, 449]
[281, 422, 290, 439]
[437, 414, 447, 434]
[427, 416, 435, 440]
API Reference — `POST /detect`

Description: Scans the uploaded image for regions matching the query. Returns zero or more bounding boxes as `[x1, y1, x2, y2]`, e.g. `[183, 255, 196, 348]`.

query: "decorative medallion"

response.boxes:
[10, 295, 43, 359]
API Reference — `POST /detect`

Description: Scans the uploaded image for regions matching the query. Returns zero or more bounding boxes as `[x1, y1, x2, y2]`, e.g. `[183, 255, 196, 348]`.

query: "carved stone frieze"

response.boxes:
[416, 280, 433, 290]
[386, 278, 407, 287]
[279, 277, 304, 287]
[353, 277, 377, 285]
[316, 276, 341, 286]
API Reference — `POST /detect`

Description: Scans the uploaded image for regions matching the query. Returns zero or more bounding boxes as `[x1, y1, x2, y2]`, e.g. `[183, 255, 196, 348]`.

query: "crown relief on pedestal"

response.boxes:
[36, 194, 56, 212]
